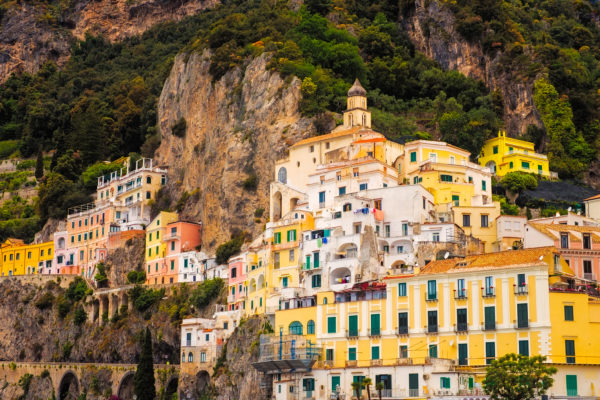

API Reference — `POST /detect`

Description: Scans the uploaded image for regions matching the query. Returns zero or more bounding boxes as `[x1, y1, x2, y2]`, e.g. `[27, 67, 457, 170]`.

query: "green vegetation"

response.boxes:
[129, 285, 165, 312]
[500, 172, 538, 194]
[127, 270, 147, 284]
[74, 305, 87, 326]
[94, 262, 109, 288]
[483, 354, 556, 400]
[134, 328, 156, 400]
[17, 373, 33, 400]
[215, 231, 245, 265]
[34, 292, 55, 310]
[34, 150, 44, 179]
[445, 0, 600, 178]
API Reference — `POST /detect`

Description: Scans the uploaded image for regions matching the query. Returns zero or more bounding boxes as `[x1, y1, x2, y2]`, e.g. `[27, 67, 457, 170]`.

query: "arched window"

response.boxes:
[343, 203, 352, 212]
[323, 297, 328, 304]
[188, 352, 194, 362]
[278, 167, 287, 184]
[289, 321, 303, 335]
[182, 353, 186, 363]
[307, 320, 315, 334]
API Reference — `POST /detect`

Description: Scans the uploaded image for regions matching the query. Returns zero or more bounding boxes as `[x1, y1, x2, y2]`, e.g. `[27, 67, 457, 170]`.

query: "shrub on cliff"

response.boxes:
[65, 277, 89, 302]
[215, 233, 244, 265]
[129, 285, 165, 312]
[191, 278, 224, 309]
[34, 292, 55, 310]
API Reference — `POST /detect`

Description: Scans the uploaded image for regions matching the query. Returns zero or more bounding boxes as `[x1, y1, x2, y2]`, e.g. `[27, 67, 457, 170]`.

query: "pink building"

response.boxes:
[524, 222, 600, 281]
[51, 231, 68, 274]
[227, 255, 246, 311]
[163, 221, 202, 284]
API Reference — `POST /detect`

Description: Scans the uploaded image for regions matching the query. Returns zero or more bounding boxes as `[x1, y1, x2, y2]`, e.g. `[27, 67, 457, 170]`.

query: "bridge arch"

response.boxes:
[117, 371, 135, 400]
[58, 370, 80, 400]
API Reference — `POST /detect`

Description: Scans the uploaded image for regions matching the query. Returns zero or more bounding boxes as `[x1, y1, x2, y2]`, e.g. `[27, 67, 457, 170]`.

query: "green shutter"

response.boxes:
[458, 343, 468, 365]
[429, 345, 437, 358]
[349, 348, 356, 361]
[564, 305, 574, 321]
[485, 342, 495, 364]
[327, 316, 336, 333]
[371, 346, 380, 360]
[519, 340, 529, 356]
[485, 306, 495, 329]
[565, 340, 575, 363]
[371, 314, 380, 335]
[331, 376, 340, 391]
[408, 374, 418, 390]
[410, 152, 417, 162]
[517, 303, 528, 328]
[566, 375, 578, 396]
[349, 315, 358, 336]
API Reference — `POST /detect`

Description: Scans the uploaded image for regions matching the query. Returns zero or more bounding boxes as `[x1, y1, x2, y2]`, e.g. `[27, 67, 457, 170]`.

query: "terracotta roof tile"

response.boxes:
[584, 193, 600, 201]
[291, 127, 382, 147]
[418, 247, 557, 275]
[528, 222, 600, 242]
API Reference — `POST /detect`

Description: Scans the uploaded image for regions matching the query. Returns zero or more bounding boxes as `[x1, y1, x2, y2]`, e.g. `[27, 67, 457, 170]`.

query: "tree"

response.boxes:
[35, 149, 44, 180]
[483, 354, 557, 400]
[362, 377, 372, 400]
[500, 172, 538, 196]
[134, 328, 156, 400]
[375, 381, 384, 400]
[351, 381, 362, 399]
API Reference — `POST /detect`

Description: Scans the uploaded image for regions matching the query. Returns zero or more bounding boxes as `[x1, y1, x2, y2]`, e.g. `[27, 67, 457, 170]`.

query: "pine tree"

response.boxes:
[35, 150, 44, 180]
[134, 327, 156, 400]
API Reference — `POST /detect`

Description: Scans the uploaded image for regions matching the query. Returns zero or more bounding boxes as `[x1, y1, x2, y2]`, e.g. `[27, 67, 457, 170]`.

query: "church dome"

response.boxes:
[348, 78, 367, 97]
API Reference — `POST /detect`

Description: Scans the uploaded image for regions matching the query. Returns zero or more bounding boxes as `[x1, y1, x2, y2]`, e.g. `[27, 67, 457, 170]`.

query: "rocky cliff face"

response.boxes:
[155, 51, 313, 251]
[401, 0, 542, 136]
[0, 0, 217, 81]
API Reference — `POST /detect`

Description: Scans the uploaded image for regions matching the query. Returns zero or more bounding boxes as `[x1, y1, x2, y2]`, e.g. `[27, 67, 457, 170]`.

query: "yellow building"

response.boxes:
[479, 130, 555, 178]
[0, 239, 54, 276]
[263, 247, 600, 399]
[452, 202, 501, 253]
[145, 211, 178, 284]
[245, 245, 269, 315]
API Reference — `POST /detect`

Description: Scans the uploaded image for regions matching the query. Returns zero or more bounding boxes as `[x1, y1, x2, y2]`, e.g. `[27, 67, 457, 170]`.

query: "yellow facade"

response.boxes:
[0, 239, 54, 276]
[145, 211, 178, 284]
[479, 130, 552, 178]
[452, 202, 501, 253]
[245, 248, 269, 315]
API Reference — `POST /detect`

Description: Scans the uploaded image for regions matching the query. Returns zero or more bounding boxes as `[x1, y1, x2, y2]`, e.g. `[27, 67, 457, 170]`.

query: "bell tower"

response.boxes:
[343, 78, 371, 128]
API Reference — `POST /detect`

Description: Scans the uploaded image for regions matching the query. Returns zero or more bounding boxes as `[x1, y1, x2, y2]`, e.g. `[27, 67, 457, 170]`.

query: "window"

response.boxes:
[327, 316, 336, 333]
[449, 156, 455, 164]
[458, 343, 468, 366]
[432, 232, 440, 242]
[440, 377, 450, 389]
[509, 161, 513, 169]
[188, 353, 193, 362]
[566, 375, 578, 397]
[484, 306, 496, 330]
[398, 283, 407, 296]
[231, 268, 237, 279]
[318, 191, 325, 206]
[274, 232, 281, 244]
[410, 151, 417, 162]
[353, 168, 359, 177]
[331, 376, 340, 392]
[402, 223, 408, 236]
[493, 146, 498, 154]
[564, 305, 574, 321]
[428, 310, 438, 333]
[538, 164, 542, 173]
[519, 340, 529, 356]
[427, 280, 437, 300]
[583, 260, 592, 278]
[481, 214, 489, 228]
[338, 187, 346, 195]
[397, 245, 404, 253]
[326, 349, 334, 361]
[399, 345, 408, 358]
[281, 276, 288, 288]
[517, 303, 528, 328]
[561, 233, 569, 249]
[565, 340, 575, 363]
[429, 344, 438, 358]
[359, 183, 368, 191]
[583, 234, 591, 249]
[302, 378, 315, 393]
[370, 313, 381, 335]
[307, 320, 315, 334]
[521, 161, 530, 169]
[289, 249, 295, 262]
[462, 214, 471, 227]
[311, 274, 321, 288]
[383, 245, 389, 254]
[398, 312, 408, 334]
[200, 352, 206, 362]
[347, 347, 357, 361]
[482, 180, 487, 191]
[287, 229, 297, 242]
[440, 174, 453, 182]
[170, 260, 175, 270]
[289, 321, 303, 335]
[485, 276, 494, 296]
[371, 345, 380, 360]
[456, 308, 467, 331]
[457, 279, 466, 298]
[485, 342, 495, 364]
[384, 224, 390, 237]
[452, 195, 460, 206]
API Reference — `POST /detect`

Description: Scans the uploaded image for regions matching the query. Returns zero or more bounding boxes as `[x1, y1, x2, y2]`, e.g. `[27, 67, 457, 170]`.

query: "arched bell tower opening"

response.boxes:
[344, 78, 371, 128]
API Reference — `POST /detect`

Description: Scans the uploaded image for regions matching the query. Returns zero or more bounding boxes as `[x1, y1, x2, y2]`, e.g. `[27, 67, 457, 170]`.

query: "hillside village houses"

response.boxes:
[0, 78, 598, 399]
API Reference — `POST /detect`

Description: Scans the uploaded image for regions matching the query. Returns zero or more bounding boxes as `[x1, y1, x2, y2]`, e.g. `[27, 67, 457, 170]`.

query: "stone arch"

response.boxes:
[290, 197, 299, 211]
[100, 295, 109, 323]
[120, 292, 129, 312]
[330, 267, 352, 286]
[196, 371, 210, 394]
[92, 298, 100, 323]
[58, 370, 79, 400]
[257, 274, 265, 289]
[337, 243, 357, 259]
[117, 371, 135, 400]
[486, 160, 496, 174]
[273, 191, 282, 222]
[249, 278, 256, 293]
[164, 375, 179, 399]
[110, 293, 120, 317]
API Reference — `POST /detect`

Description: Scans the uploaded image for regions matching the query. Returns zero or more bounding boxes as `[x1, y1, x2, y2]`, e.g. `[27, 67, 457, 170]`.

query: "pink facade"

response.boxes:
[228, 257, 246, 311]
[51, 231, 68, 274]
[163, 221, 202, 284]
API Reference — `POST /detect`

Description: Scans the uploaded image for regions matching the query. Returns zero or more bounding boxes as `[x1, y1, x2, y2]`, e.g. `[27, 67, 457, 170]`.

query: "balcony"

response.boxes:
[514, 284, 528, 295]
[584, 273, 594, 281]
[368, 329, 381, 338]
[482, 322, 496, 331]
[454, 290, 468, 300]
[482, 287, 496, 298]
[425, 294, 438, 302]
[345, 360, 357, 367]
[426, 325, 438, 334]
[397, 326, 409, 336]
[227, 294, 235, 303]
[370, 359, 382, 366]
[346, 329, 359, 339]
[395, 358, 413, 366]
[454, 323, 468, 333]
[515, 319, 529, 329]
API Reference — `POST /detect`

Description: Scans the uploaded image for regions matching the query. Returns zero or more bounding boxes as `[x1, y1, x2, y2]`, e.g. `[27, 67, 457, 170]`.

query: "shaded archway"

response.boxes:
[58, 371, 79, 400]
[486, 160, 496, 174]
[117, 371, 135, 400]
[196, 371, 210, 394]
[273, 191, 282, 222]
[164, 376, 179, 399]
[92, 299, 100, 323]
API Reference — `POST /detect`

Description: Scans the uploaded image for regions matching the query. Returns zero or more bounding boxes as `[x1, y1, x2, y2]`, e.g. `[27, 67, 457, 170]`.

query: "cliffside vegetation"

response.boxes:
[0, 0, 597, 241]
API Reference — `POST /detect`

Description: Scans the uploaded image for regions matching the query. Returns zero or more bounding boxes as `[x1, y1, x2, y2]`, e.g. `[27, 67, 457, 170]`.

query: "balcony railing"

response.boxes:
[584, 273, 594, 281]
[409, 389, 419, 397]
[426, 325, 438, 334]
[345, 360, 357, 367]
[514, 284, 528, 295]
[515, 319, 529, 329]
[454, 290, 468, 300]
[369, 329, 381, 337]
[482, 322, 495, 331]
[395, 357, 413, 365]
[346, 329, 359, 339]
[455, 323, 468, 333]
[397, 326, 409, 336]
[482, 287, 496, 298]
[370, 359, 382, 366]
[425, 294, 438, 302]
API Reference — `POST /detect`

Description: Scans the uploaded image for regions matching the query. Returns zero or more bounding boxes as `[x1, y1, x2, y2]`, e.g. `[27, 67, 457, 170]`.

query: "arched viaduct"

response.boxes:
[0, 362, 179, 399]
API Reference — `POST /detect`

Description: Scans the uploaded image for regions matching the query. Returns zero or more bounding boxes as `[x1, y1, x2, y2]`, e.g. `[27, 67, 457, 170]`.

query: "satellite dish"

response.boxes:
[444, 252, 449, 259]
